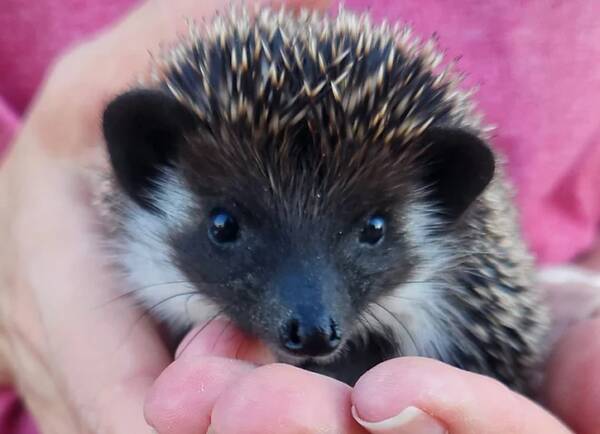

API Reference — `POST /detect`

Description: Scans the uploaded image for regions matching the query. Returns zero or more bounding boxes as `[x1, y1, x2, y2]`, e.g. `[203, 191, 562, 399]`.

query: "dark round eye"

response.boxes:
[209, 209, 239, 244]
[360, 215, 385, 245]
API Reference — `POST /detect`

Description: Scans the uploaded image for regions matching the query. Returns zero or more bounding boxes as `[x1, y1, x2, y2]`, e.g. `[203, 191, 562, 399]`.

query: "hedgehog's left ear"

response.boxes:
[102, 89, 197, 211]
[419, 127, 495, 220]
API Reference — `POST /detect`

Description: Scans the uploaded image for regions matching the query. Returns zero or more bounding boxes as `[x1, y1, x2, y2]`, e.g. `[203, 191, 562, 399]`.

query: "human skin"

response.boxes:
[0, 0, 599, 433]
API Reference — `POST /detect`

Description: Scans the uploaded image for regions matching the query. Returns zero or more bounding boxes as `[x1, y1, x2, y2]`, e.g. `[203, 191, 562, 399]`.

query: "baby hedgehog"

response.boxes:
[100, 7, 548, 393]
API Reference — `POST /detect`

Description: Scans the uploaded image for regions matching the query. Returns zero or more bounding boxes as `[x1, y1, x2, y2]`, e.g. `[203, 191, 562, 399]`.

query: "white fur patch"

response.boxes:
[115, 173, 457, 358]
[115, 169, 220, 332]
[365, 201, 457, 359]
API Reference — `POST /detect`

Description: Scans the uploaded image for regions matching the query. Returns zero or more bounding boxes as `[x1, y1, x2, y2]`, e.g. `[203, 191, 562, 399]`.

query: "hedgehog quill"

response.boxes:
[99, 7, 548, 393]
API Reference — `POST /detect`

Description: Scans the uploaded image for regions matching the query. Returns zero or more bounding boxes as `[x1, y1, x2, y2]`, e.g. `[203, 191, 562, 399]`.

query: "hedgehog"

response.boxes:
[99, 6, 549, 393]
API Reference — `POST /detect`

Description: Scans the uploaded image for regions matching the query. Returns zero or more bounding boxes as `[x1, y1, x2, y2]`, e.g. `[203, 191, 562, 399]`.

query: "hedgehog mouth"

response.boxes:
[271, 336, 353, 367]
[272, 333, 394, 386]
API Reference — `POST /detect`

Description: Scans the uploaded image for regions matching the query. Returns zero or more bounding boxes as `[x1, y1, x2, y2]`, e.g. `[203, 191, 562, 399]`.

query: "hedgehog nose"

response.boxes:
[280, 314, 341, 357]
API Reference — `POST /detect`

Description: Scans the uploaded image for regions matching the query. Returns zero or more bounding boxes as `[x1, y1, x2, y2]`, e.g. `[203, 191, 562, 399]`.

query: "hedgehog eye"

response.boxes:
[209, 209, 240, 244]
[360, 215, 386, 245]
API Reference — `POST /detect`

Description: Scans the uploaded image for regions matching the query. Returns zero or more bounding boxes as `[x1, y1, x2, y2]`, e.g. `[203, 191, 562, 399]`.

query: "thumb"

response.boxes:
[175, 318, 275, 363]
[351, 357, 572, 434]
[144, 319, 271, 434]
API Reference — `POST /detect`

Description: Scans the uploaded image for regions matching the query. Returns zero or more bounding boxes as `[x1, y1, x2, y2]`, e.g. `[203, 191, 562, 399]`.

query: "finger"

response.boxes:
[543, 318, 600, 434]
[145, 356, 253, 434]
[145, 319, 271, 434]
[211, 363, 367, 434]
[537, 266, 600, 345]
[174, 319, 275, 364]
[27, 0, 332, 157]
[576, 240, 600, 270]
[352, 357, 573, 434]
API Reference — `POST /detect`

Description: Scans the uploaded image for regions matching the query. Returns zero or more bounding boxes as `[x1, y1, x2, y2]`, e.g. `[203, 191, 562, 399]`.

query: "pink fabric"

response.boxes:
[0, 1, 599, 432]
[0, 389, 37, 434]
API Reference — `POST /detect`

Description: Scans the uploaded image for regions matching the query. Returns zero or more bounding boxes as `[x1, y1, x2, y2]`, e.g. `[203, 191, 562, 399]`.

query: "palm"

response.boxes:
[1, 152, 170, 432]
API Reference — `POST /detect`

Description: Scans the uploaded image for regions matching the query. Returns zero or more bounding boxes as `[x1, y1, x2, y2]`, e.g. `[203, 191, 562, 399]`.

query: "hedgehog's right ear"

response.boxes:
[102, 89, 197, 211]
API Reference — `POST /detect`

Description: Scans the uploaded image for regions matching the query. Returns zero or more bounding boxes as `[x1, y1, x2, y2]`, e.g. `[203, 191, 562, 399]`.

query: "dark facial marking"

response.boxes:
[103, 90, 495, 373]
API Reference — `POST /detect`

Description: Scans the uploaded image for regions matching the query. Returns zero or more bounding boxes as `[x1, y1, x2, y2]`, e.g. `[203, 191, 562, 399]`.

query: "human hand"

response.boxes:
[146, 266, 600, 434]
[0, 1, 330, 433]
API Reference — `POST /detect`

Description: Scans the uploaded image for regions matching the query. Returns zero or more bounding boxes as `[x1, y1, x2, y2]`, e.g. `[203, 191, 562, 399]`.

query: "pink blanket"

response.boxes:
[1, 1, 599, 432]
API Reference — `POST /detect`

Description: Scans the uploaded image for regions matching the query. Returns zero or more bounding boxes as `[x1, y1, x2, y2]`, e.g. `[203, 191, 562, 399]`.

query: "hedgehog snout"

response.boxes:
[279, 308, 342, 357]
[268, 261, 349, 358]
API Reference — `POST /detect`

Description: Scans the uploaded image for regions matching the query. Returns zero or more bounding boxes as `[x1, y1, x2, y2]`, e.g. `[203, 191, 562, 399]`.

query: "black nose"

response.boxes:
[280, 316, 341, 357]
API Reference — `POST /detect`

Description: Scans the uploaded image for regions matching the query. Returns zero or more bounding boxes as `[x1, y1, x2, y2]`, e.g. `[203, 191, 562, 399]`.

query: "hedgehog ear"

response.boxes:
[419, 127, 495, 220]
[103, 89, 196, 210]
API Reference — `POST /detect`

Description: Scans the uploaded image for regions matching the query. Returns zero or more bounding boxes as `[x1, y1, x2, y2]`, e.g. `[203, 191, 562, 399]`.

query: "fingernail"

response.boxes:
[352, 405, 447, 434]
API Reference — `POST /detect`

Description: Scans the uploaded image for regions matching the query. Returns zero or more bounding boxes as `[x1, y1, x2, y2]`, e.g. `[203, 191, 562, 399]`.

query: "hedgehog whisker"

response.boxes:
[113, 290, 204, 353]
[384, 293, 441, 303]
[137, 290, 201, 324]
[184, 292, 199, 325]
[355, 312, 372, 342]
[368, 301, 420, 355]
[364, 307, 398, 346]
[99, 279, 195, 308]
[440, 251, 500, 263]
[176, 306, 229, 358]
[357, 310, 398, 356]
